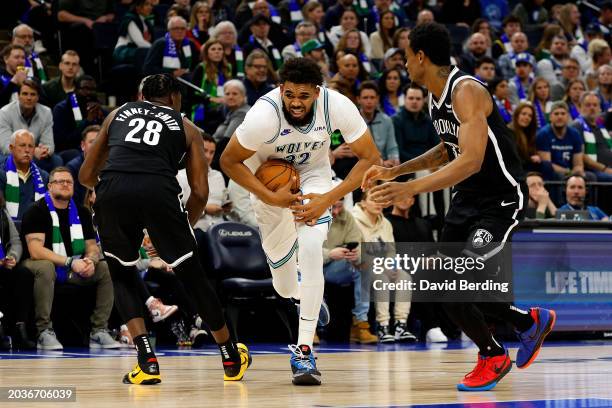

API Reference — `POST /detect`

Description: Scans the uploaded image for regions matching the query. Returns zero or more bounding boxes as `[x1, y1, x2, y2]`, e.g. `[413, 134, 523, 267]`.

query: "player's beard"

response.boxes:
[282, 102, 315, 128]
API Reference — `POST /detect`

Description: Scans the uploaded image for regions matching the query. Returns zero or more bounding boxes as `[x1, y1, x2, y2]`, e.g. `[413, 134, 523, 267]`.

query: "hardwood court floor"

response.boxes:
[1, 343, 611, 407]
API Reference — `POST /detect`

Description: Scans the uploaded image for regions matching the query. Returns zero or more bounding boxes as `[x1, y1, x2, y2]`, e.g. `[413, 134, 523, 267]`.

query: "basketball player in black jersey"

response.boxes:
[79, 74, 251, 384]
[362, 23, 556, 391]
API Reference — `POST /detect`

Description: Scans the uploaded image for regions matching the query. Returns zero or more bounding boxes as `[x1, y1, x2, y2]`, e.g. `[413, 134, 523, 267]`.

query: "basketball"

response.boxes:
[255, 159, 300, 194]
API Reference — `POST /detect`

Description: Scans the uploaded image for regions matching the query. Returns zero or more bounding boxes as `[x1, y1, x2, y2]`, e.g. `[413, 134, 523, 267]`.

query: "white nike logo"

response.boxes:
[444, 103, 452, 109]
[501, 201, 516, 207]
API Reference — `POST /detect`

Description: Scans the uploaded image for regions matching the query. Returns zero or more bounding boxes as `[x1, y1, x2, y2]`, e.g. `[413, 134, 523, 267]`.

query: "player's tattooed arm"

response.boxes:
[393, 142, 449, 176]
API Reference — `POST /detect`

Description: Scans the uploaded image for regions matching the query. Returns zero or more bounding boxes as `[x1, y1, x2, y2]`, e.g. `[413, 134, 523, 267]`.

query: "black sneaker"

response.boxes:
[394, 321, 417, 343]
[377, 325, 395, 343]
[13, 322, 36, 350]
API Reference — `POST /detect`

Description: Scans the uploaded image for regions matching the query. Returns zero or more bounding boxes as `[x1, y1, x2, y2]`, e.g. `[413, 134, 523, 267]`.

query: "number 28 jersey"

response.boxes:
[103, 101, 186, 178]
[236, 87, 367, 185]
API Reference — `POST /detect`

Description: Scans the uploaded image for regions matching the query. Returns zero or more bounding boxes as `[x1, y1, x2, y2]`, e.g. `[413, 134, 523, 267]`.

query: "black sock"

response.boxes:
[481, 303, 534, 333]
[133, 334, 159, 373]
[218, 339, 240, 363]
[479, 335, 505, 357]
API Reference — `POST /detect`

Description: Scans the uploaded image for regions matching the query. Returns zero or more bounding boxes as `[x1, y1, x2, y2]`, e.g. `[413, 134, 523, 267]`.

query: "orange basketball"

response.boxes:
[255, 159, 300, 194]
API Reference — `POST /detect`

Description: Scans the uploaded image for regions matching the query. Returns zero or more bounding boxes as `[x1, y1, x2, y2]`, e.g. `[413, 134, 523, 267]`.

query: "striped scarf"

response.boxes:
[234, 45, 244, 78]
[579, 116, 612, 162]
[5, 155, 45, 220]
[163, 33, 192, 70]
[44, 192, 85, 283]
[25, 51, 47, 83]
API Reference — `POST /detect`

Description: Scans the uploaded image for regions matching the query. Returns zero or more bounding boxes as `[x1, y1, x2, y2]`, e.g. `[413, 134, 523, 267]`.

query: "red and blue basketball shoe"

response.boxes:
[516, 307, 556, 369]
[457, 350, 512, 391]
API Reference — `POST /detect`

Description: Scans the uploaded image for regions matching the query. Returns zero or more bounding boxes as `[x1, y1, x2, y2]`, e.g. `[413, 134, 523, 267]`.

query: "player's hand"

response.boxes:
[290, 193, 331, 225]
[361, 165, 395, 191]
[329, 247, 349, 260]
[263, 177, 299, 208]
[369, 181, 413, 207]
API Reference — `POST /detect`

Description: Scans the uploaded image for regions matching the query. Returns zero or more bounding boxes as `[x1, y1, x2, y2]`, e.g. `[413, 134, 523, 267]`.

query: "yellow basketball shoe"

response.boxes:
[123, 359, 161, 385]
[223, 343, 252, 381]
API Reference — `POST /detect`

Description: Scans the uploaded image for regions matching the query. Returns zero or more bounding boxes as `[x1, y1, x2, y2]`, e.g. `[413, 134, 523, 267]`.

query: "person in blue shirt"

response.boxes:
[558, 175, 609, 221]
[536, 101, 586, 181]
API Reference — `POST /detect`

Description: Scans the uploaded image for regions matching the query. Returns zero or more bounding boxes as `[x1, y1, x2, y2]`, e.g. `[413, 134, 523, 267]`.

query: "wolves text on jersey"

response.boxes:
[274, 140, 327, 165]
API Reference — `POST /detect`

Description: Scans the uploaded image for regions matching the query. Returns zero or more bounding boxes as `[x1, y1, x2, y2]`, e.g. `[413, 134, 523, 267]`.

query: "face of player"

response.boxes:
[49, 171, 74, 202]
[203, 140, 216, 165]
[517, 106, 533, 128]
[9, 132, 35, 168]
[475, 63, 495, 82]
[566, 177, 586, 206]
[18, 84, 38, 111]
[280, 81, 320, 125]
[4, 49, 26, 74]
[405, 39, 425, 86]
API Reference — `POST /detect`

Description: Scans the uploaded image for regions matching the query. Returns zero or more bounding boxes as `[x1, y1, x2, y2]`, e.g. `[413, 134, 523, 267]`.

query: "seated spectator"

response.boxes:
[536, 101, 586, 181]
[536, 35, 568, 91]
[534, 23, 563, 61]
[242, 50, 276, 106]
[498, 32, 536, 80]
[595, 65, 612, 113]
[474, 57, 497, 85]
[0, 130, 49, 221]
[323, 197, 376, 344]
[241, 14, 284, 71]
[551, 57, 583, 102]
[492, 15, 522, 58]
[369, 10, 397, 61]
[281, 21, 317, 61]
[21, 167, 119, 350]
[0, 45, 27, 106]
[113, 0, 155, 68]
[572, 92, 612, 182]
[528, 77, 552, 129]
[459, 33, 488, 75]
[0, 191, 35, 350]
[378, 68, 404, 117]
[381, 47, 405, 74]
[302, 1, 334, 58]
[585, 39, 611, 90]
[52, 75, 105, 162]
[66, 125, 99, 207]
[558, 175, 609, 221]
[471, 18, 496, 55]
[11, 24, 47, 84]
[490, 77, 513, 124]
[416, 9, 435, 26]
[324, 0, 376, 34]
[392, 83, 439, 164]
[190, 39, 233, 134]
[227, 179, 257, 228]
[512, 0, 548, 29]
[236, 0, 290, 51]
[186, 1, 214, 50]
[212, 80, 250, 169]
[558, 4, 583, 46]
[328, 9, 371, 57]
[563, 78, 587, 120]
[357, 81, 398, 168]
[352, 188, 414, 344]
[525, 171, 557, 219]
[596, 1, 612, 42]
[212, 21, 244, 79]
[336, 28, 373, 75]
[143, 16, 199, 78]
[42, 50, 80, 108]
[392, 27, 410, 52]
[328, 53, 362, 105]
[507, 53, 535, 107]
[57, 0, 115, 75]
[509, 102, 539, 172]
[301, 39, 331, 83]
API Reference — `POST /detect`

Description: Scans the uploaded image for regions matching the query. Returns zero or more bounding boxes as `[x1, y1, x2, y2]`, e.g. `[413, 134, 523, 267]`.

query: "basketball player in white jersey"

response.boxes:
[221, 58, 379, 385]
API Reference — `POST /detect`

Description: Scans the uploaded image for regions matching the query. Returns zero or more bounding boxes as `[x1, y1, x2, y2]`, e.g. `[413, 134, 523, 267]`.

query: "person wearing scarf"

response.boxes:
[21, 167, 117, 350]
[0, 45, 27, 106]
[11, 24, 47, 84]
[0, 130, 49, 221]
[243, 14, 283, 70]
[213, 21, 245, 79]
[508, 55, 534, 107]
[281, 21, 316, 61]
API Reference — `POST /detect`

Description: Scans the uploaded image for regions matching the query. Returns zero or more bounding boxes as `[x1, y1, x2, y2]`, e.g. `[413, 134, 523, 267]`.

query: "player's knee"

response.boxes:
[272, 276, 298, 298]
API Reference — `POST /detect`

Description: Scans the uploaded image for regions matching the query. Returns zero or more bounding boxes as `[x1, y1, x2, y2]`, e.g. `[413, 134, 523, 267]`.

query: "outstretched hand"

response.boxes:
[361, 165, 395, 192]
[368, 181, 414, 207]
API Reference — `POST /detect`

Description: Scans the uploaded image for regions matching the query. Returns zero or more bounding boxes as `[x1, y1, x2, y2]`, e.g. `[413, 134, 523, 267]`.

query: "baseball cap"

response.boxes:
[515, 53, 534, 67]
[301, 39, 324, 55]
[383, 47, 403, 61]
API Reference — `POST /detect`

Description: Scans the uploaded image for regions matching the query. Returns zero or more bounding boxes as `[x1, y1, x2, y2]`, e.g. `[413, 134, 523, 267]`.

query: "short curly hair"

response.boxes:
[408, 22, 451, 67]
[278, 57, 323, 86]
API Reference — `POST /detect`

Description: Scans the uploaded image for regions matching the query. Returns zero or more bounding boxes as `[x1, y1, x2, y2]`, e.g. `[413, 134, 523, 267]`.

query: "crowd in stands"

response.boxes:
[0, 0, 611, 349]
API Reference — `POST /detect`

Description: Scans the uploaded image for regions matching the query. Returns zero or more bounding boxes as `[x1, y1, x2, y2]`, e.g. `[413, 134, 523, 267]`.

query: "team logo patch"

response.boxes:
[472, 229, 493, 249]
[280, 128, 292, 136]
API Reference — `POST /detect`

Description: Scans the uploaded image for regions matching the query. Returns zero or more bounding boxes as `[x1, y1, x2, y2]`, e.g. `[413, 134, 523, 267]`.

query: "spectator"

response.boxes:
[337, 28, 373, 75]
[392, 83, 439, 164]
[525, 171, 557, 219]
[416, 9, 435, 26]
[237, 0, 291, 52]
[509, 102, 539, 172]
[329, 9, 371, 58]
[113, 0, 155, 68]
[536, 101, 586, 180]
[439, 0, 481, 27]
[212, 80, 250, 143]
[42, 50, 80, 108]
[572, 24, 605, 75]
[143, 16, 199, 78]
[52, 75, 105, 161]
[352, 188, 414, 344]
[186, 1, 214, 50]
[227, 179, 257, 228]
[242, 49, 276, 106]
[381, 47, 405, 75]
[0, 130, 48, 221]
[190, 39, 233, 134]
[528, 77, 552, 129]
[536, 35, 569, 90]
[558, 4, 584, 46]
[492, 15, 522, 58]
[512, 0, 548, 29]
[534, 24, 563, 61]
[551, 57, 583, 101]
[241, 14, 284, 71]
[459, 33, 488, 75]
[57, 0, 115, 75]
[11, 24, 47, 84]
[0, 80, 61, 172]
[323, 197, 376, 344]
[328, 53, 362, 105]
[392, 27, 410, 51]
[212, 21, 244, 79]
[490, 77, 512, 124]
[278, 0, 307, 29]
[470, 19, 494, 54]
[404, 0, 432, 23]
[585, 39, 611, 90]
[507, 53, 535, 107]
[66, 125, 98, 207]
[474, 57, 496, 85]
[357, 81, 398, 167]
[558, 175, 609, 221]
[301, 39, 331, 83]
[372, 0, 407, 28]
[369, 10, 397, 61]
[572, 92, 612, 182]
[498, 32, 536, 80]
[596, 1, 612, 41]
[563, 79, 587, 120]
[21, 167, 119, 350]
[324, 0, 376, 35]
[378, 68, 404, 117]
[302, 1, 334, 58]
[0, 45, 27, 106]
[595, 65, 612, 113]
[281, 21, 316, 60]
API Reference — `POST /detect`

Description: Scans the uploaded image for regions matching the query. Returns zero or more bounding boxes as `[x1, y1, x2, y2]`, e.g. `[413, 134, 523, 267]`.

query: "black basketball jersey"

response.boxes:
[429, 67, 523, 194]
[102, 101, 186, 178]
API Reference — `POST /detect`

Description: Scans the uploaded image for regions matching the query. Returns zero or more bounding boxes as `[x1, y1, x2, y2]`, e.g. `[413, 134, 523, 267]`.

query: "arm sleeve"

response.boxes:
[235, 99, 280, 151]
[128, 21, 151, 48]
[327, 89, 368, 143]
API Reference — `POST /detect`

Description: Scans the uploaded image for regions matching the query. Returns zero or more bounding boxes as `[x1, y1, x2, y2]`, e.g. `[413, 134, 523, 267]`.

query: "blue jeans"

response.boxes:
[323, 259, 369, 322]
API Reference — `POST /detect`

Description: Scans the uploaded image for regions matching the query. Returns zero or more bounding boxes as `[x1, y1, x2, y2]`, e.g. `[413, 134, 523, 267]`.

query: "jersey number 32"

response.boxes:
[125, 118, 162, 146]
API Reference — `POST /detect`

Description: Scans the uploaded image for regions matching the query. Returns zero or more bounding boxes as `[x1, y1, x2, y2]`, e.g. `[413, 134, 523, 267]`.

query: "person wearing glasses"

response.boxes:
[242, 49, 276, 106]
